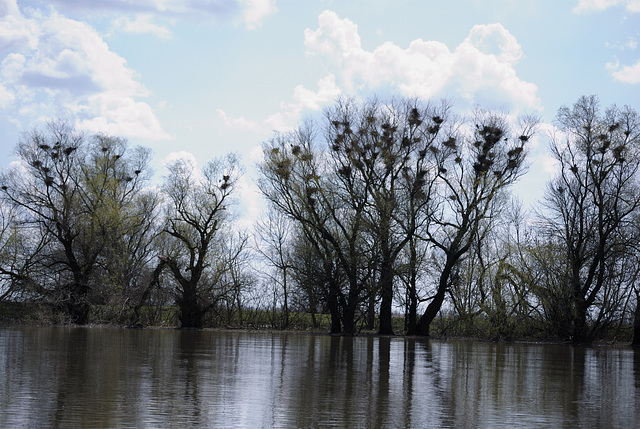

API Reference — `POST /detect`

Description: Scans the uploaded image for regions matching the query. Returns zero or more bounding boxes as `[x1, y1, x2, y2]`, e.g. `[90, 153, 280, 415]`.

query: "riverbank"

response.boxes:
[1, 301, 636, 346]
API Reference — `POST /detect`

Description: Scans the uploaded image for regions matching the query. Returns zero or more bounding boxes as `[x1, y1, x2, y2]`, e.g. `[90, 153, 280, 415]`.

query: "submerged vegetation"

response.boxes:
[1, 95, 640, 345]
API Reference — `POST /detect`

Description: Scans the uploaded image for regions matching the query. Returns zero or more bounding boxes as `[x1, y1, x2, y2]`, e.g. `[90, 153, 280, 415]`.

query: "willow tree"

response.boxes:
[259, 124, 370, 335]
[255, 205, 295, 328]
[0, 121, 152, 324]
[540, 96, 640, 342]
[325, 97, 451, 334]
[160, 153, 242, 328]
[415, 110, 538, 336]
[0, 204, 39, 302]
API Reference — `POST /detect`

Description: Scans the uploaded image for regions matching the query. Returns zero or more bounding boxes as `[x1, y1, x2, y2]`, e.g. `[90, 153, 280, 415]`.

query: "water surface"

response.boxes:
[1, 327, 638, 428]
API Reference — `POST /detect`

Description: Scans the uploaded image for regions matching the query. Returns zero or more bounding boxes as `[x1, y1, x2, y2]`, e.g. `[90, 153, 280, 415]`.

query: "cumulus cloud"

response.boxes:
[607, 59, 640, 83]
[265, 74, 341, 130]
[0, 0, 169, 139]
[76, 94, 168, 138]
[217, 108, 261, 132]
[218, 73, 342, 133]
[112, 14, 173, 39]
[573, 0, 640, 13]
[0, 83, 13, 108]
[239, 0, 277, 30]
[303, 10, 540, 113]
[162, 150, 200, 171]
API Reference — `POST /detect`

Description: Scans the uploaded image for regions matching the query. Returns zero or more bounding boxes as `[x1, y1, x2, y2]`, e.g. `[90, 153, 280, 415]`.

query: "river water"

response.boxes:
[0, 326, 638, 428]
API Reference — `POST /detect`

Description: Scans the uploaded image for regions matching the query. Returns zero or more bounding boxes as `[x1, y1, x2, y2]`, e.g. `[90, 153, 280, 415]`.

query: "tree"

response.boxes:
[260, 97, 454, 335]
[0, 204, 41, 302]
[415, 109, 538, 336]
[159, 153, 242, 328]
[96, 188, 162, 324]
[255, 205, 295, 328]
[325, 97, 450, 334]
[0, 121, 152, 324]
[258, 123, 371, 335]
[539, 96, 640, 342]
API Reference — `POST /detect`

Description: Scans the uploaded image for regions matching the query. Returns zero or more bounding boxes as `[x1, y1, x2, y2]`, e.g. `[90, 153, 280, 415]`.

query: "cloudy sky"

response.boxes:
[1, 0, 639, 223]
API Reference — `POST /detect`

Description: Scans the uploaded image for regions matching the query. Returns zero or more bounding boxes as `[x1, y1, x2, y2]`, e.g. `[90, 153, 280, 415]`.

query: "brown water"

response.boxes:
[0, 326, 638, 428]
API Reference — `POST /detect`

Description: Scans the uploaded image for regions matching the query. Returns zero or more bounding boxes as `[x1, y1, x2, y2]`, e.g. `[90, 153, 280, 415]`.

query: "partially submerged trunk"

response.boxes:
[178, 286, 204, 329]
[632, 290, 640, 347]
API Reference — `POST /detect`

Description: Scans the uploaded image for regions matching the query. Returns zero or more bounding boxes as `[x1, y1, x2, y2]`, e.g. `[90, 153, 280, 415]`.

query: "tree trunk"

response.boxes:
[282, 267, 289, 329]
[179, 283, 203, 328]
[572, 296, 590, 343]
[378, 254, 394, 335]
[342, 304, 356, 336]
[416, 286, 446, 336]
[68, 299, 90, 325]
[406, 240, 418, 335]
[416, 257, 455, 336]
[327, 280, 341, 334]
[632, 291, 640, 347]
[67, 281, 90, 325]
[366, 289, 376, 330]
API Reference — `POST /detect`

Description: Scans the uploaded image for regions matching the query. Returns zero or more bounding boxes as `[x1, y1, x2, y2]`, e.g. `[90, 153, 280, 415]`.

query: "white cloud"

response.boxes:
[240, 0, 277, 30]
[0, 84, 13, 108]
[0, 2, 169, 140]
[235, 174, 264, 231]
[217, 109, 261, 131]
[540, 152, 559, 175]
[605, 37, 639, 50]
[573, 0, 640, 13]
[76, 93, 169, 139]
[219, 74, 342, 133]
[0, 0, 37, 52]
[162, 150, 199, 168]
[112, 14, 173, 39]
[607, 58, 640, 83]
[265, 73, 341, 130]
[303, 11, 540, 113]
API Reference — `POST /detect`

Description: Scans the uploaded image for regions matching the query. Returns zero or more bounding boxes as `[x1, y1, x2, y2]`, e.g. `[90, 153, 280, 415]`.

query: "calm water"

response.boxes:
[0, 327, 638, 428]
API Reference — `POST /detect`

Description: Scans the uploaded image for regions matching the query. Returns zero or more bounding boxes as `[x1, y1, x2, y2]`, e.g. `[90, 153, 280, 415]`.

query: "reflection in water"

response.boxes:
[0, 327, 638, 428]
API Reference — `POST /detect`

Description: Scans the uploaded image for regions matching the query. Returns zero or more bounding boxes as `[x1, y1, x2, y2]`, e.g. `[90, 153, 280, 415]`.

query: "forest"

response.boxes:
[1, 94, 639, 345]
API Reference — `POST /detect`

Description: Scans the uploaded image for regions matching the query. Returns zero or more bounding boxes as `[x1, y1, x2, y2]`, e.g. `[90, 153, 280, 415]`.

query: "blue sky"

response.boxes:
[1, 0, 639, 225]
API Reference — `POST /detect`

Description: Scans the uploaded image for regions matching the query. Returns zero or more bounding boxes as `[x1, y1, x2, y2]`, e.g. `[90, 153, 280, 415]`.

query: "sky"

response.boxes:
[0, 0, 639, 226]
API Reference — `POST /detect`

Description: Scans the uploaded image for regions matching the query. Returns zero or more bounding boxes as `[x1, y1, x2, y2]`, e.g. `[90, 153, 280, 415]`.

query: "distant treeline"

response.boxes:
[1, 95, 639, 344]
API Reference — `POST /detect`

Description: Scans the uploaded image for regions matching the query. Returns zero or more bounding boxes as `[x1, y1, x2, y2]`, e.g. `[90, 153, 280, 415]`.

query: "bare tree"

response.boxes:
[159, 153, 241, 328]
[325, 97, 450, 334]
[415, 109, 538, 336]
[258, 123, 370, 335]
[255, 204, 295, 328]
[539, 96, 640, 342]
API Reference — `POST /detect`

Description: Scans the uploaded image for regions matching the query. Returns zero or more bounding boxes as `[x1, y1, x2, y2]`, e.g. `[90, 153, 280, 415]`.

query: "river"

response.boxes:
[0, 326, 638, 428]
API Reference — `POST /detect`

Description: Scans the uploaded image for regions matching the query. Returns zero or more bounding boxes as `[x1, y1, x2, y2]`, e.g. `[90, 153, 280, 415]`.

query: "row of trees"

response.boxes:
[0, 121, 247, 328]
[1, 95, 639, 343]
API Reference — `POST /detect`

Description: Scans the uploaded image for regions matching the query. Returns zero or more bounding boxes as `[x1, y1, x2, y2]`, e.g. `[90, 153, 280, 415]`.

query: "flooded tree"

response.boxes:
[0, 204, 40, 302]
[159, 153, 242, 328]
[539, 96, 640, 342]
[259, 97, 536, 336]
[325, 97, 449, 335]
[0, 121, 153, 324]
[255, 205, 295, 328]
[258, 123, 371, 335]
[1, 122, 153, 323]
[415, 110, 538, 336]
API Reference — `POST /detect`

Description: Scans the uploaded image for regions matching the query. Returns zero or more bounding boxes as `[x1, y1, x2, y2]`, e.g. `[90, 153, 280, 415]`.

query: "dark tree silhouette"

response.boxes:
[539, 95, 640, 343]
[160, 153, 242, 328]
